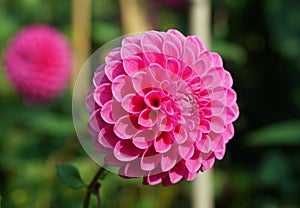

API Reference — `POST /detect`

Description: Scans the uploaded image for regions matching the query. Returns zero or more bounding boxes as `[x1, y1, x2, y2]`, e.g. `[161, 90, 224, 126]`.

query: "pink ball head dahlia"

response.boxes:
[3, 24, 71, 101]
[86, 29, 239, 186]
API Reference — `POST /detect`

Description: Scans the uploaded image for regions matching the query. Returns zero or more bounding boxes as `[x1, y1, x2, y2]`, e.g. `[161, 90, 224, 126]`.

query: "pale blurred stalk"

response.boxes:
[190, 0, 214, 208]
[71, 0, 91, 91]
[119, 0, 151, 34]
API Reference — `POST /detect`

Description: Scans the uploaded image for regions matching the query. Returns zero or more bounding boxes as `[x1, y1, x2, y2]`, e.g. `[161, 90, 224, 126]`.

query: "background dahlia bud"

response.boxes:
[86, 29, 239, 186]
[3, 24, 72, 102]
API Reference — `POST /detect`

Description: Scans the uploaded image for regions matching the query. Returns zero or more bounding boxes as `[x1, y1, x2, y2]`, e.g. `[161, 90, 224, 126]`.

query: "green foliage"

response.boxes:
[56, 164, 85, 189]
[246, 120, 300, 145]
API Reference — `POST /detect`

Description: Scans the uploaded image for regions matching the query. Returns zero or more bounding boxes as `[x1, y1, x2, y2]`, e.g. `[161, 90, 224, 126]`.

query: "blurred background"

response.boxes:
[1, 0, 300, 207]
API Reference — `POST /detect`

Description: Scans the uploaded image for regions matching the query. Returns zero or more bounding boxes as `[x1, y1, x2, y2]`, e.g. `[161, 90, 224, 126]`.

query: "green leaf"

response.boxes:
[56, 164, 85, 189]
[246, 120, 300, 146]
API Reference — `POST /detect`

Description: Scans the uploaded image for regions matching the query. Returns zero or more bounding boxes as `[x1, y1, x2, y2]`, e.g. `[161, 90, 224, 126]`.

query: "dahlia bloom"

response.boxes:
[3, 24, 71, 101]
[86, 29, 239, 186]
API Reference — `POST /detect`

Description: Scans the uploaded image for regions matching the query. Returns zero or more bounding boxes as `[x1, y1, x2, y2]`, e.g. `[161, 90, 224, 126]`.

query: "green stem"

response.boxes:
[82, 166, 106, 208]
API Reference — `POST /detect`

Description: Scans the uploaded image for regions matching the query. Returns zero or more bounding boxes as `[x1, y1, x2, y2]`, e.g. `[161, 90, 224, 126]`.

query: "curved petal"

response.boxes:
[101, 100, 126, 124]
[178, 140, 194, 160]
[121, 93, 146, 114]
[185, 149, 201, 172]
[133, 130, 155, 149]
[123, 55, 144, 76]
[113, 139, 141, 162]
[173, 125, 188, 144]
[98, 125, 119, 148]
[105, 61, 125, 82]
[121, 43, 142, 59]
[112, 75, 135, 102]
[168, 160, 185, 184]
[132, 71, 155, 96]
[89, 109, 107, 131]
[114, 115, 139, 139]
[94, 83, 112, 107]
[154, 131, 173, 153]
[138, 109, 157, 127]
[141, 146, 161, 171]
[161, 147, 177, 172]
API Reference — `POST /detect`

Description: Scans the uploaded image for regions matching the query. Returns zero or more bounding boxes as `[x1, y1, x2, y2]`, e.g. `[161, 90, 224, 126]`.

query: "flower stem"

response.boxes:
[83, 166, 106, 208]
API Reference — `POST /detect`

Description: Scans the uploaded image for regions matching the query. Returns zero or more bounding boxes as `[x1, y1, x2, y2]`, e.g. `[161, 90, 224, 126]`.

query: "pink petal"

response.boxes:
[141, 146, 161, 171]
[105, 61, 125, 82]
[89, 109, 107, 131]
[105, 47, 121, 66]
[181, 65, 193, 81]
[141, 31, 164, 52]
[114, 115, 139, 139]
[178, 140, 194, 160]
[101, 100, 126, 124]
[86, 87, 96, 112]
[211, 52, 223, 67]
[132, 71, 154, 96]
[212, 86, 226, 100]
[154, 132, 173, 153]
[210, 116, 226, 133]
[200, 154, 215, 171]
[223, 71, 233, 88]
[194, 61, 208, 78]
[168, 160, 185, 184]
[98, 125, 119, 148]
[167, 29, 186, 43]
[226, 103, 239, 123]
[121, 93, 146, 113]
[113, 139, 141, 162]
[196, 134, 212, 153]
[112, 74, 135, 102]
[211, 100, 225, 115]
[94, 83, 112, 107]
[158, 116, 173, 132]
[200, 119, 211, 133]
[121, 43, 142, 59]
[144, 90, 162, 110]
[122, 36, 141, 45]
[222, 123, 234, 143]
[161, 147, 177, 171]
[184, 171, 197, 181]
[165, 31, 183, 57]
[184, 36, 201, 61]
[191, 35, 206, 53]
[133, 130, 155, 149]
[123, 55, 144, 76]
[163, 41, 179, 58]
[148, 63, 166, 83]
[122, 159, 146, 178]
[138, 109, 157, 127]
[105, 152, 125, 167]
[173, 125, 188, 144]
[166, 58, 180, 80]
[182, 47, 195, 67]
[185, 148, 201, 172]
[213, 139, 226, 160]
[93, 65, 109, 86]
[226, 88, 237, 107]
[144, 172, 166, 186]
[92, 137, 109, 154]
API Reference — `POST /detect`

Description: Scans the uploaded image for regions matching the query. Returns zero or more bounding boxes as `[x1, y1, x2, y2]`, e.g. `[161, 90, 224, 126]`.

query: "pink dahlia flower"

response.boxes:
[86, 29, 239, 186]
[3, 24, 71, 101]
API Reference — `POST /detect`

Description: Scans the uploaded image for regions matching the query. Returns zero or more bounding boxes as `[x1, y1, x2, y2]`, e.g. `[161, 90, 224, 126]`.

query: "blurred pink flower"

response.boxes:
[86, 29, 239, 186]
[3, 24, 71, 101]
